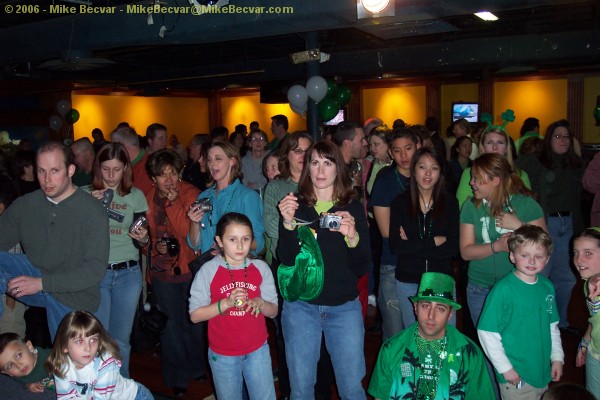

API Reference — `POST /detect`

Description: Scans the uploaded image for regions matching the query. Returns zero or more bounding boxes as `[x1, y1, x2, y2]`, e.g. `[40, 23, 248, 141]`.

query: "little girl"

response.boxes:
[573, 227, 600, 399]
[46, 311, 153, 400]
[189, 212, 278, 400]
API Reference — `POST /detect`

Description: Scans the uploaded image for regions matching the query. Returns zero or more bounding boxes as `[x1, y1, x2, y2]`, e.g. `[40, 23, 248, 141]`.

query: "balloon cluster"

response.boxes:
[287, 76, 352, 122]
[595, 95, 600, 127]
[49, 100, 80, 132]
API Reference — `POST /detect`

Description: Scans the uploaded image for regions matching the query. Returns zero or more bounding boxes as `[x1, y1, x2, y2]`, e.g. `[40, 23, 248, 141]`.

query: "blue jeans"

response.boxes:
[0, 253, 74, 340]
[378, 264, 403, 341]
[396, 281, 456, 328]
[152, 278, 206, 388]
[586, 351, 600, 399]
[135, 383, 154, 400]
[208, 341, 276, 400]
[282, 299, 366, 400]
[466, 283, 490, 326]
[542, 216, 576, 328]
[95, 265, 142, 378]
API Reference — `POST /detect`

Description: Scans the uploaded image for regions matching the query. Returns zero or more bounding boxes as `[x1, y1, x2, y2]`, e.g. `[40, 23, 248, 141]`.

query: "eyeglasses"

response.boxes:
[292, 148, 308, 155]
[553, 134, 570, 141]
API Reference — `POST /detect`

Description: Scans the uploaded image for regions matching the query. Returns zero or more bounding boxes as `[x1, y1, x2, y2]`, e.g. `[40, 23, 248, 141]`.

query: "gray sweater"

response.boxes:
[0, 188, 109, 312]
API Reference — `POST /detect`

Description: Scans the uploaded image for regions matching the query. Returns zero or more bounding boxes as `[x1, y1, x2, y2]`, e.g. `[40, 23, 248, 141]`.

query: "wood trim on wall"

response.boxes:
[567, 74, 584, 143]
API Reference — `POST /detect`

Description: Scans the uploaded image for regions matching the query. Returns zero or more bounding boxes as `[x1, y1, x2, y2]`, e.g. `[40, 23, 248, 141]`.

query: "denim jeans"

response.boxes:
[378, 264, 403, 341]
[135, 383, 154, 400]
[95, 265, 142, 378]
[208, 341, 276, 400]
[466, 283, 490, 326]
[282, 299, 366, 400]
[586, 351, 600, 399]
[0, 253, 74, 340]
[152, 278, 206, 388]
[396, 281, 456, 328]
[542, 216, 576, 328]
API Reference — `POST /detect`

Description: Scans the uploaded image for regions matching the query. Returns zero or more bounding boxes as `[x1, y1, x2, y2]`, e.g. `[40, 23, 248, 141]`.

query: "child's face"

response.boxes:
[0, 340, 37, 377]
[509, 242, 550, 282]
[574, 237, 600, 279]
[265, 156, 280, 181]
[215, 223, 253, 266]
[65, 334, 99, 369]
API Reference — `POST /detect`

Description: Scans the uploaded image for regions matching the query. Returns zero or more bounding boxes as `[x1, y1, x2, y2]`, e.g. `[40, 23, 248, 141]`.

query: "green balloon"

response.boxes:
[336, 86, 352, 107]
[318, 98, 340, 122]
[66, 109, 80, 124]
[594, 105, 600, 122]
[326, 79, 338, 98]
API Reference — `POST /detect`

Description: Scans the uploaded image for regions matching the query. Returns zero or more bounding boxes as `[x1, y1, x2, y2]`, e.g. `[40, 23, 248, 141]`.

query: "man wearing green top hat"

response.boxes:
[368, 272, 494, 400]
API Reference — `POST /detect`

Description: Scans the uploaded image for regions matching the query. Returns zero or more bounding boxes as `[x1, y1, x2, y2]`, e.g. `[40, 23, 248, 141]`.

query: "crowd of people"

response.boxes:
[0, 113, 598, 400]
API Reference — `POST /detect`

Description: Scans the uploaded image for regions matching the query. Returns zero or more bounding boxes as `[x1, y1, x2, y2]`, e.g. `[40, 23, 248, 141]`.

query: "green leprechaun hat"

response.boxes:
[410, 272, 461, 310]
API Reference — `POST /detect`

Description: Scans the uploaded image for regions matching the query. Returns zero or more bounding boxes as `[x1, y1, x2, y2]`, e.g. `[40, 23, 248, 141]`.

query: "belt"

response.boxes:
[548, 211, 571, 217]
[107, 260, 138, 270]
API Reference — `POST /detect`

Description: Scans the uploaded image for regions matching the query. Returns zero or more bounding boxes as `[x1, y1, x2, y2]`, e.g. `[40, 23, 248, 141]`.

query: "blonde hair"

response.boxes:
[479, 127, 515, 168]
[206, 141, 242, 186]
[46, 311, 121, 379]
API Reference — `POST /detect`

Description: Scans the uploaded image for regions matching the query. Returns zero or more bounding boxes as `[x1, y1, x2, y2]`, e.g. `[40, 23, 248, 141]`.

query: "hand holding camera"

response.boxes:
[128, 216, 149, 243]
[324, 211, 358, 241]
[278, 192, 299, 227]
[188, 198, 212, 224]
[156, 235, 180, 257]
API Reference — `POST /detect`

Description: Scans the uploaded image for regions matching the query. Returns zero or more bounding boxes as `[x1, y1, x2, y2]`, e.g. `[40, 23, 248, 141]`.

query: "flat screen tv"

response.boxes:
[452, 102, 479, 123]
[324, 109, 345, 126]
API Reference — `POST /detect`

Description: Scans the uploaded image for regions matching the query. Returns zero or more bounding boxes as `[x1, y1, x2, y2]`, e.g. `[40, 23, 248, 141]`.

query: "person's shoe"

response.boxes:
[559, 325, 580, 336]
[173, 387, 187, 398]
[368, 294, 377, 307]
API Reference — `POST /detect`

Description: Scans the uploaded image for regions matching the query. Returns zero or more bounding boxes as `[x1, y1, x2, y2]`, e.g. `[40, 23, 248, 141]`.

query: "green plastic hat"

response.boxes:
[277, 226, 324, 302]
[410, 272, 461, 310]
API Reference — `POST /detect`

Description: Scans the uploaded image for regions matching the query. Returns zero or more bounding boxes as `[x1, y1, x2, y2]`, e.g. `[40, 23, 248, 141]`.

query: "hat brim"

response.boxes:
[410, 295, 462, 310]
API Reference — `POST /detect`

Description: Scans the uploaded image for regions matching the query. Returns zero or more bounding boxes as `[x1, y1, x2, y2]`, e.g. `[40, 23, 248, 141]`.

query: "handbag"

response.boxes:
[188, 248, 217, 275]
[137, 297, 168, 334]
[277, 225, 325, 302]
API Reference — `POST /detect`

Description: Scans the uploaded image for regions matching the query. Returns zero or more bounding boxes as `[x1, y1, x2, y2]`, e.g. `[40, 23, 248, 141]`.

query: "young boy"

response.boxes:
[478, 224, 564, 399]
[0, 333, 53, 393]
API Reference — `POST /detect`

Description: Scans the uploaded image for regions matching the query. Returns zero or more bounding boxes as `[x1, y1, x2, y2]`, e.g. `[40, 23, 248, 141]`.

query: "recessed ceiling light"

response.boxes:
[474, 11, 498, 21]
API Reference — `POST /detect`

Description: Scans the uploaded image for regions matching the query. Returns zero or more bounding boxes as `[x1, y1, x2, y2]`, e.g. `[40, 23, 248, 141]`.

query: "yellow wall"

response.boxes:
[361, 86, 426, 127]
[220, 94, 307, 140]
[440, 83, 479, 131]
[494, 79, 567, 140]
[583, 77, 600, 143]
[72, 95, 210, 146]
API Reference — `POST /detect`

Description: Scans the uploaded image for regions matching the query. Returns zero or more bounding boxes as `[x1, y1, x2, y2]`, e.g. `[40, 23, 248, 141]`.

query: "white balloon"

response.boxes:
[306, 76, 327, 103]
[290, 102, 307, 116]
[49, 115, 63, 132]
[56, 100, 71, 117]
[287, 85, 308, 109]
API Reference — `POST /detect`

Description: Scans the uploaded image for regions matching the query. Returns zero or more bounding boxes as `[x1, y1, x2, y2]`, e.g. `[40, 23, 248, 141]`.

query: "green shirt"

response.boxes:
[478, 273, 558, 388]
[15, 347, 52, 388]
[263, 178, 298, 258]
[459, 194, 543, 287]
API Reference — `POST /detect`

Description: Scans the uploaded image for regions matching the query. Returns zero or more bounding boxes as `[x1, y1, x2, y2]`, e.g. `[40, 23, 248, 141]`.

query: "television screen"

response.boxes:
[452, 103, 479, 123]
[324, 109, 345, 126]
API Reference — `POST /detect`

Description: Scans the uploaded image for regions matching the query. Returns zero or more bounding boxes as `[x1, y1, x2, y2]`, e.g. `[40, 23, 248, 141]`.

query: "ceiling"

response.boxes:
[1, 0, 599, 95]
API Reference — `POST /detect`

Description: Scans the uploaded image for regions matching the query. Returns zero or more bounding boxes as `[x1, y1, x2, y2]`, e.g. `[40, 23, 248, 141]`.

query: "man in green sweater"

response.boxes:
[0, 141, 109, 340]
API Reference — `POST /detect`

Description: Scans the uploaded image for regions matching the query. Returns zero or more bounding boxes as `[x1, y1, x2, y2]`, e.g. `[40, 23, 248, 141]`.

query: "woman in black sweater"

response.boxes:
[389, 147, 459, 327]
[277, 140, 370, 400]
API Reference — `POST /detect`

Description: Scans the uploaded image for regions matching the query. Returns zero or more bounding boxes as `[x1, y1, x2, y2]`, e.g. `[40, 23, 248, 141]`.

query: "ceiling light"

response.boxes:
[357, 0, 394, 19]
[474, 11, 498, 21]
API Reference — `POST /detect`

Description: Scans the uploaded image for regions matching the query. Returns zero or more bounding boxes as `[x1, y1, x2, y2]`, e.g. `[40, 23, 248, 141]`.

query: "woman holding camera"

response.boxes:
[277, 140, 370, 399]
[86, 142, 149, 377]
[188, 141, 264, 255]
[145, 148, 206, 397]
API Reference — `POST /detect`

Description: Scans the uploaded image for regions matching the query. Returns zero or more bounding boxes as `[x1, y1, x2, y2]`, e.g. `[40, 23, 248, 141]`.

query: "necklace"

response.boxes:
[414, 329, 448, 400]
[417, 206, 433, 240]
[395, 168, 407, 192]
[224, 257, 248, 308]
[419, 193, 433, 213]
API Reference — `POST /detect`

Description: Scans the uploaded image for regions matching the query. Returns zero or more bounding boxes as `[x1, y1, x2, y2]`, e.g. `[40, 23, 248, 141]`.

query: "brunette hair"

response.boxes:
[206, 141, 242, 185]
[37, 141, 76, 169]
[508, 224, 553, 254]
[574, 227, 600, 247]
[297, 140, 355, 207]
[453, 118, 472, 136]
[145, 148, 184, 178]
[91, 143, 133, 196]
[262, 151, 280, 180]
[46, 311, 120, 379]
[277, 131, 314, 180]
[408, 147, 446, 219]
[0, 332, 25, 355]
[450, 136, 472, 160]
[215, 212, 254, 253]
[471, 153, 534, 217]
[539, 119, 583, 169]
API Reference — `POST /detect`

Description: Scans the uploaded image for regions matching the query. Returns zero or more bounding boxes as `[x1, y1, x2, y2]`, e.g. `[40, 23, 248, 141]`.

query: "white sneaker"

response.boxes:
[368, 294, 377, 307]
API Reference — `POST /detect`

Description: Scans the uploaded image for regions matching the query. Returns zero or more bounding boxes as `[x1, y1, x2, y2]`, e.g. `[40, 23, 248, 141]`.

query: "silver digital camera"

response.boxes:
[319, 214, 342, 230]
[129, 216, 149, 234]
[192, 198, 213, 212]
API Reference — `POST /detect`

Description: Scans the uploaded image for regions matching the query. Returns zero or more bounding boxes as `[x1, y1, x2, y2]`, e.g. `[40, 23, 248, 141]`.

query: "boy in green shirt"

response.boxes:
[0, 333, 53, 393]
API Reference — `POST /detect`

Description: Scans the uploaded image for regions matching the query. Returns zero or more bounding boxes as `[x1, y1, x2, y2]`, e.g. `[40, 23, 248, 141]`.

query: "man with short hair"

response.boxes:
[0, 142, 109, 339]
[91, 128, 108, 153]
[369, 272, 494, 400]
[267, 114, 289, 151]
[70, 137, 95, 187]
[333, 121, 367, 165]
[111, 127, 153, 194]
[145, 123, 167, 155]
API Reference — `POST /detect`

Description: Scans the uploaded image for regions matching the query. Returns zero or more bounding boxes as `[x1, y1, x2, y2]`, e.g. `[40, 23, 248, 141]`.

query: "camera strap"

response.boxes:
[290, 217, 318, 227]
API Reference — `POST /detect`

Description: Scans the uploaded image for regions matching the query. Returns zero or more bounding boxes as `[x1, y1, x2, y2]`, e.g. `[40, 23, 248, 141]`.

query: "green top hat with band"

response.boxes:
[410, 272, 461, 310]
